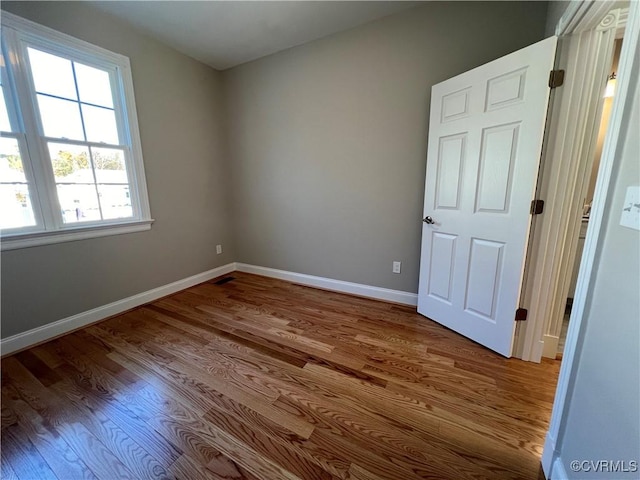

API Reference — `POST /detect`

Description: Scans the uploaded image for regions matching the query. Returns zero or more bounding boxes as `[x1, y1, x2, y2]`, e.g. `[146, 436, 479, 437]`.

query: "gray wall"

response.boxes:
[0, 1, 549, 340]
[555, 43, 640, 478]
[223, 1, 549, 293]
[545, 1, 570, 36]
[0, 2, 235, 338]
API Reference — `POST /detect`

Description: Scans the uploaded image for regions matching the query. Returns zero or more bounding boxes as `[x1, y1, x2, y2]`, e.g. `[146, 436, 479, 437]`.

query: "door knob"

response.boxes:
[423, 216, 435, 224]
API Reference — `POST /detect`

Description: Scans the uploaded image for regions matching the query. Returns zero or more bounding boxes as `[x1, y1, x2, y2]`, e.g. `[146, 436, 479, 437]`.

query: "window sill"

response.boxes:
[0, 219, 154, 251]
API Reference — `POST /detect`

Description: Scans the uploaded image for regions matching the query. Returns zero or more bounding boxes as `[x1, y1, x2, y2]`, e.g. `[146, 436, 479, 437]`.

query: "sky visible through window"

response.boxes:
[29, 47, 119, 145]
[0, 47, 132, 229]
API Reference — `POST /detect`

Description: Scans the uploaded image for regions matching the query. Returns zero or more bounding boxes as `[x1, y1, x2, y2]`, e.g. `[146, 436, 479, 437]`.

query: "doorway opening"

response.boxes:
[515, 2, 631, 364]
[557, 37, 624, 358]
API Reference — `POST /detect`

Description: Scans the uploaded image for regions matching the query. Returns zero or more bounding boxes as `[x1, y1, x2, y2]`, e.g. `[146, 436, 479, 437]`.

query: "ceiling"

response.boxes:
[90, 1, 420, 71]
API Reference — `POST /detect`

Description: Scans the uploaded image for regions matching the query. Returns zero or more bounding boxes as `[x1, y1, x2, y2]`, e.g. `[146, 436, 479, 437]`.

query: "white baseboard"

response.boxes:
[543, 334, 559, 358]
[0, 262, 236, 356]
[542, 432, 557, 479]
[2, 261, 417, 355]
[236, 263, 418, 306]
[551, 457, 568, 480]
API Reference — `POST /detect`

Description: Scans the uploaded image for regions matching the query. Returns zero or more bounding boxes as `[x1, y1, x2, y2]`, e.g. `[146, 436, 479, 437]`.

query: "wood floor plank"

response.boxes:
[203, 405, 339, 479]
[149, 411, 303, 480]
[2, 385, 98, 480]
[347, 463, 388, 480]
[0, 459, 20, 480]
[169, 455, 220, 480]
[2, 357, 138, 480]
[165, 356, 315, 439]
[30, 344, 65, 370]
[144, 304, 309, 368]
[179, 330, 533, 478]
[1, 396, 19, 431]
[103, 349, 216, 418]
[54, 421, 139, 480]
[2, 272, 559, 480]
[1, 423, 59, 480]
[169, 452, 263, 480]
[51, 370, 180, 475]
[145, 308, 542, 477]
[196, 303, 335, 354]
[14, 350, 62, 387]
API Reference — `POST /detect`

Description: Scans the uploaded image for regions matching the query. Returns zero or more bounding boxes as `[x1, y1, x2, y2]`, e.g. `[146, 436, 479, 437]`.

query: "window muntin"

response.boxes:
[0, 13, 152, 248]
[28, 46, 121, 145]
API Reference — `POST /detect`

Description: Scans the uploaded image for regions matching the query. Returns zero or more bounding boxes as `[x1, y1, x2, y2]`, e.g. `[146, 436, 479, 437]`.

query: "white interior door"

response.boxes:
[418, 37, 557, 357]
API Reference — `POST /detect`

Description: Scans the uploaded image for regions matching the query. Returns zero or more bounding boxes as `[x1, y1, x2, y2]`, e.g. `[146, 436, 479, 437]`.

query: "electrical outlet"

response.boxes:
[216, 244, 223, 254]
[392, 261, 401, 274]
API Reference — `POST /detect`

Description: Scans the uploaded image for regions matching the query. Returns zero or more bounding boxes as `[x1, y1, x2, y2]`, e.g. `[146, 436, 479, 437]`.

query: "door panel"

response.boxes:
[485, 68, 527, 110]
[435, 134, 466, 210]
[475, 122, 520, 213]
[427, 232, 457, 303]
[441, 88, 471, 122]
[418, 37, 557, 357]
[465, 238, 504, 321]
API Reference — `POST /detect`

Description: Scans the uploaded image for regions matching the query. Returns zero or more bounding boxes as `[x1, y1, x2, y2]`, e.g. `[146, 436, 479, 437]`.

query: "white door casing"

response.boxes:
[417, 37, 557, 357]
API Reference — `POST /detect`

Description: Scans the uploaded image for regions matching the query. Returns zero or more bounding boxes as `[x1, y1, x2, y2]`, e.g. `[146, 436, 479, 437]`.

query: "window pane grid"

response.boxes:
[48, 142, 131, 224]
[29, 46, 120, 145]
[1, 14, 151, 244]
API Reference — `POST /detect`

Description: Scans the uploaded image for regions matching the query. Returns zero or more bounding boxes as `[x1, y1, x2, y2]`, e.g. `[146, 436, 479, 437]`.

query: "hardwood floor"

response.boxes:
[1, 272, 559, 479]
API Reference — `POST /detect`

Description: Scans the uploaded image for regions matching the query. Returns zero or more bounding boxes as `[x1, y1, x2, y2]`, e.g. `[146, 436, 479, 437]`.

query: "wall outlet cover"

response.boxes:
[620, 186, 640, 231]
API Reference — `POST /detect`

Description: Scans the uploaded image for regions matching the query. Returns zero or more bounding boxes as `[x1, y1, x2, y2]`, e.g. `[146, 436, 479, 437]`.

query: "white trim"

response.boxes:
[551, 457, 569, 480]
[541, 1, 639, 478]
[0, 262, 236, 356]
[542, 334, 559, 359]
[557, 1, 619, 36]
[519, 6, 621, 363]
[554, 0, 589, 36]
[236, 263, 418, 307]
[1, 219, 154, 250]
[541, 431, 558, 477]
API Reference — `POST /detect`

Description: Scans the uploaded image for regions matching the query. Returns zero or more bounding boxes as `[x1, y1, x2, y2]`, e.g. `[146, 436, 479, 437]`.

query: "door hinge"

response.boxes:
[515, 308, 528, 321]
[530, 199, 545, 215]
[549, 69, 565, 88]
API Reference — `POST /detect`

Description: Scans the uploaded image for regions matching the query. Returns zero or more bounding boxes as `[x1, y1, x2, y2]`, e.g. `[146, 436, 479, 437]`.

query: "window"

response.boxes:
[0, 13, 152, 250]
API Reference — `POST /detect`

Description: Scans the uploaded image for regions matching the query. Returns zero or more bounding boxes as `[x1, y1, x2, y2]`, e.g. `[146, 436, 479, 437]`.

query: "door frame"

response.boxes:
[514, 1, 631, 363]
[533, 1, 639, 477]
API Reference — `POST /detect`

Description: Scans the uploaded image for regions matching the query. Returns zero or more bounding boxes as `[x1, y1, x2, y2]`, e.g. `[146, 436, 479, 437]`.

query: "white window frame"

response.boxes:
[0, 12, 153, 251]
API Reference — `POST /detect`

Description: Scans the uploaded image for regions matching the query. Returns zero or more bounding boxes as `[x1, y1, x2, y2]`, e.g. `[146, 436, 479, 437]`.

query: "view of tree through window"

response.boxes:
[48, 145, 131, 223]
